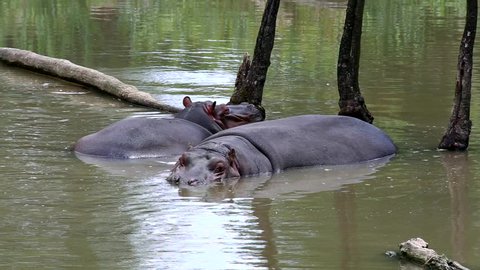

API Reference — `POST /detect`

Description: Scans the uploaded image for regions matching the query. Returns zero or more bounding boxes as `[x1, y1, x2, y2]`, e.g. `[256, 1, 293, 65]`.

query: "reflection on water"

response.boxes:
[81, 153, 392, 202]
[1, 0, 480, 269]
[138, 69, 235, 87]
[252, 156, 392, 199]
[441, 152, 470, 263]
[76, 152, 392, 269]
[125, 196, 267, 269]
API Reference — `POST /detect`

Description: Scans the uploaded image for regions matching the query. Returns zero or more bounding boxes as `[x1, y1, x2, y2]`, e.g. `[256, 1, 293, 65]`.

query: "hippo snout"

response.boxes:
[187, 179, 200, 186]
[166, 173, 203, 186]
[167, 149, 241, 186]
[166, 174, 180, 185]
[167, 176, 202, 186]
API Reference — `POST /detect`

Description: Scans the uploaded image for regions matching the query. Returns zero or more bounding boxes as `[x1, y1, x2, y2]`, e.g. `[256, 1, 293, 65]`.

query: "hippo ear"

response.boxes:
[227, 148, 240, 177]
[205, 101, 216, 116]
[183, 96, 193, 108]
[227, 148, 235, 161]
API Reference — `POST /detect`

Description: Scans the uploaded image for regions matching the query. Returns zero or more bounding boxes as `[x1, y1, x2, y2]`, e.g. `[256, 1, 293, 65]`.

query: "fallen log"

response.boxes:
[0, 47, 180, 113]
[388, 238, 470, 270]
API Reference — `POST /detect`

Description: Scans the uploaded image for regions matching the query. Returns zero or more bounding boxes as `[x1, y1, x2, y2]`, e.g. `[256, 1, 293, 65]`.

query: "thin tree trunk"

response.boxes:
[438, 0, 477, 151]
[337, 0, 373, 123]
[0, 47, 181, 113]
[230, 0, 280, 113]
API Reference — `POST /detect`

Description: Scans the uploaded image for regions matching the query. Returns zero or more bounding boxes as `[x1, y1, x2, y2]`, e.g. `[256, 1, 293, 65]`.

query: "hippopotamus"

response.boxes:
[73, 96, 264, 158]
[166, 115, 396, 186]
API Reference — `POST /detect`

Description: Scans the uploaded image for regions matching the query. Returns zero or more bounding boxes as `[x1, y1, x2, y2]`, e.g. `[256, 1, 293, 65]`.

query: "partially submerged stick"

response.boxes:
[391, 238, 470, 270]
[0, 47, 180, 113]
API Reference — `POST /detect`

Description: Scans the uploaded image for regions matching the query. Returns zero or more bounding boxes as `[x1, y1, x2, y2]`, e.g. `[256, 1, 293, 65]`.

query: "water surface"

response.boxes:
[1, 0, 479, 269]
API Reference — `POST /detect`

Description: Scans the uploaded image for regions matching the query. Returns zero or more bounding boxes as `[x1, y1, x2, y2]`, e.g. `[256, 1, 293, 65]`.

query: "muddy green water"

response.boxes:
[1, 0, 480, 269]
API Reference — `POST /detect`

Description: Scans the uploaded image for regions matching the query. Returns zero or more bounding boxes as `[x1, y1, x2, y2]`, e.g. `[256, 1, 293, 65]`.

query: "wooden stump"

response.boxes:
[392, 238, 470, 270]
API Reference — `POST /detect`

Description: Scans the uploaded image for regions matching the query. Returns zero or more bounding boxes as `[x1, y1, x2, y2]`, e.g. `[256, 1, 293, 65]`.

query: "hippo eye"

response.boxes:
[222, 107, 230, 116]
[179, 154, 188, 167]
[212, 162, 225, 174]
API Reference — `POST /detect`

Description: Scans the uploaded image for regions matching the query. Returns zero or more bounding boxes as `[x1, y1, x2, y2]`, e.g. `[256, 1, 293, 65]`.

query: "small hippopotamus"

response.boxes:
[73, 96, 264, 159]
[166, 115, 396, 186]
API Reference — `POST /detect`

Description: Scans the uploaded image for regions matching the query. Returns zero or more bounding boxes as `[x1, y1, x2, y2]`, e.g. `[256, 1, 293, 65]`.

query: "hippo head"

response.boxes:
[177, 96, 264, 132]
[220, 102, 265, 128]
[176, 96, 224, 133]
[166, 145, 240, 186]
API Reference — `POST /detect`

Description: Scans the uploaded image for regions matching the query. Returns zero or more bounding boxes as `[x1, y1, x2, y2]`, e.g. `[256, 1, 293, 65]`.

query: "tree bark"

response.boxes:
[438, 0, 477, 151]
[337, 0, 373, 123]
[0, 47, 181, 113]
[394, 238, 470, 270]
[230, 0, 280, 113]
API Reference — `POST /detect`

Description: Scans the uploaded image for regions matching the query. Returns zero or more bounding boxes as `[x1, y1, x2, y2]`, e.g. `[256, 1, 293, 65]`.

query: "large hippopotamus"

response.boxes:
[166, 115, 396, 186]
[74, 96, 264, 158]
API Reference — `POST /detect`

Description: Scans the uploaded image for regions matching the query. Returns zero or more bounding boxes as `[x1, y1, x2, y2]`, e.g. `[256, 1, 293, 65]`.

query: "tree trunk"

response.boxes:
[438, 0, 477, 151]
[337, 0, 373, 123]
[393, 238, 471, 270]
[230, 0, 280, 113]
[0, 47, 181, 113]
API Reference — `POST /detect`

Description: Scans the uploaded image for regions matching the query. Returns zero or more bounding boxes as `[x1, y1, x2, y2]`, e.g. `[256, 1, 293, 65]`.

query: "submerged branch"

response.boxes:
[0, 47, 181, 113]
[388, 238, 470, 270]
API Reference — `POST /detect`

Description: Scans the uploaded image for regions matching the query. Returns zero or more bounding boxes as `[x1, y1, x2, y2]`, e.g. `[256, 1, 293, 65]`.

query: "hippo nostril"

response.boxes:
[166, 176, 180, 185]
[187, 179, 199, 186]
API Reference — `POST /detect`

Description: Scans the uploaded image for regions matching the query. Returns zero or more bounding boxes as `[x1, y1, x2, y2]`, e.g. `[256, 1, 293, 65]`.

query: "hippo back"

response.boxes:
[74, 117, 212, 158]
[206, 115, 396, 171]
